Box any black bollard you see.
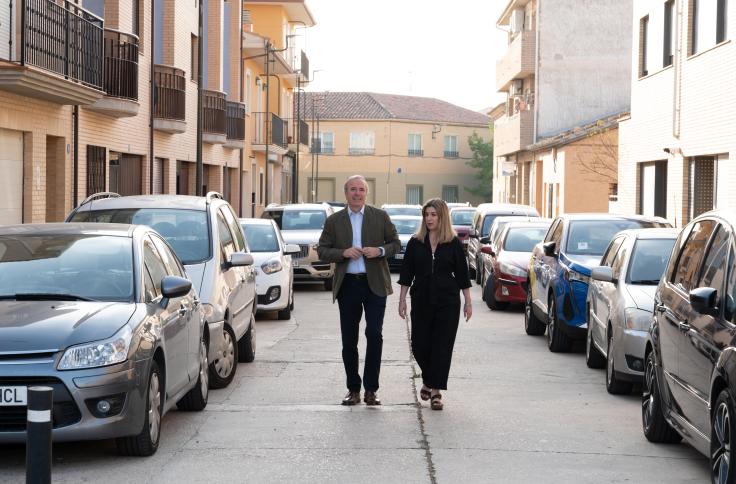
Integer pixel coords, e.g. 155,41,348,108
26,386,53,484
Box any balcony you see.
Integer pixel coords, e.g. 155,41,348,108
494,110,534,157
444,151,459,158
0,0,105,105
202,90,226,144
225,101,246,149
496,29,536,92
408,149,424,157
252,112,288,155
85,29,139,117
153,64,186,133
286,118,310,149
349,148,375,156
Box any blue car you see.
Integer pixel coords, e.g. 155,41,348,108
524,214,670,352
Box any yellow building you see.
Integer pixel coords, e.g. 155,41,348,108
297,92,491,206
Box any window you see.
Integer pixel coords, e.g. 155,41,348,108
87,145,106,195
133,0,140,38
671,219,716,292
220,206,246,252
601,236,625,267
191,34,199,81
442,185,459,203
150,235,184,278
663,1,675,67
725,248,736,322
349,132,375,155
444,135,458,158
689,156,716,220
639,160,667,218
259,170,264,204
690,0,728,54
639,15,650,77
699,226,729,296
143,239,169,297
408,134,423,156
690,0,699,54
314,132,334,154
217,213,236,264
717,0,728,44
406,185,423,205
83,0,105,18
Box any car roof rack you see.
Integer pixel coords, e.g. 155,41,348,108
79,192,121,206
206,191,224,203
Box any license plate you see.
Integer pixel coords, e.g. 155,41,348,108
395,254,404,260
293,259,300,267
0,386,27,406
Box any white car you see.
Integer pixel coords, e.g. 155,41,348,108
240,218,300,320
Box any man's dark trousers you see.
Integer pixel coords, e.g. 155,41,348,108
337,274,386,392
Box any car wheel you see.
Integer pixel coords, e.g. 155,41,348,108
324,277,333,291
475,263,483,285
712,389,736,484
585,310,605,369
484,277,508,310
277,303,291,320
524,286,545,336
606,330,633,394
547,295,572,352
209,324,238,389
177,338,209,411
116,361,162,456
289,287,295,311
238,316,256,363
642,350,681,443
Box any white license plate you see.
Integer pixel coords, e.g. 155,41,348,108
0,386,27,406
395,254,404,260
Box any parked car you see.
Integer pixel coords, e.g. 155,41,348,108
381,204,422,217
66,192,257,389
261,203,335,290
446,202,471,208
481,221,552,310
321,201,346,211
642,211,736,483
240,218,300,319
0,223,208,456
388,215,422,271
586,228,678,394
450,207,475,253
467,203,540,284
525,214,670,352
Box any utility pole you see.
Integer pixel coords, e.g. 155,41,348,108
195,0,204,196
264,40,271,207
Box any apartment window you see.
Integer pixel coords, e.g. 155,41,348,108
444,135,458,158
717,0,728,43
442,185,459,203
608,183,618,202
153,0,163,63
690,0,699,54
314,132,334,154
83,0,105,18
408,134,423,156
689,156,717,220
349,132,375,155
639,160,667,218
406,185,424,205
133,0,140,38
87,145,106,195
639,15,650,77
663,1,675,67
191,35,199,81
259,170,264,205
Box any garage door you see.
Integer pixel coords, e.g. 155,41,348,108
0,128,23,224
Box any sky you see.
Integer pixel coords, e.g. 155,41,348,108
299,0,510,113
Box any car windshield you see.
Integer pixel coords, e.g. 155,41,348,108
451,210,474,226
392,218,421,235
385,207,422,217
242,224,280,252
627,238,676,285
0,234,134,301
266,210,326,230
70,209,210,265
566,220,659,256
503,227,549,252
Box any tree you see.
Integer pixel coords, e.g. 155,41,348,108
465,132,493,201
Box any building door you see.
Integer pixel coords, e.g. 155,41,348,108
152,157,164,194
0,128,23,224
177,160,190,195
110,153,142,196
639,160,667,218
406,185,423,205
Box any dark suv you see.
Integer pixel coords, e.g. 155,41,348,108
643,211,736,483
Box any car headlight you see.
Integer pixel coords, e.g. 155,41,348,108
566,269,590,285
261,259,283,274
625,308,653,331
499,262,527,277
58,325,133,370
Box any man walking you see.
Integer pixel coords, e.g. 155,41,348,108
318,175,401,405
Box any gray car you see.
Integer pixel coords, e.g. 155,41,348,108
0,224,208,456
67,192,256,389
586,228,679,394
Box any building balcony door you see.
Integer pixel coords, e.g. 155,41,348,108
109,153,142,196
639,160,667,218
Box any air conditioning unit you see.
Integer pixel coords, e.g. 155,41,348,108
509,9,525,34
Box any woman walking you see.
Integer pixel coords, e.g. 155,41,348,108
398,198,472,410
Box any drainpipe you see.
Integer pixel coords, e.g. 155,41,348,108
195,0,204,196
672,0,683,139
73,105,79,207
264,39,270,206
149,0,155,194
238,6,244,215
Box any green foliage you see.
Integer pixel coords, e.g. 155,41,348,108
464,131,493,201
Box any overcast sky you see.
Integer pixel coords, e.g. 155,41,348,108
300,0,509,112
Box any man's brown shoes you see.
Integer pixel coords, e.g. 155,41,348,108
364,391,381,406
341,391,361,406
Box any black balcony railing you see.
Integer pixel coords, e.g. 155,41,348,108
226,101,246,140
19,0,104,90
349,148,375,156
253,112,287,148
285,118,310,146
153,64,185,120
102,29,138,100
202,90,226,135
408,149,424,156
299,120,309,146
444,150,459,158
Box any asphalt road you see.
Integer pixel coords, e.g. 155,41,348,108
0,276,710,483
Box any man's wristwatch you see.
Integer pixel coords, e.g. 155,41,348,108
379,247,385,257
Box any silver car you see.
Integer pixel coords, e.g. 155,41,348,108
0,224,208,456
586,228,679,394
67,192,256,389
261,203,335,290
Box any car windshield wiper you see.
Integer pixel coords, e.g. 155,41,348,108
630,280,661,285
0,293,96,301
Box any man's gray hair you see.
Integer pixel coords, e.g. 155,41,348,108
344,175,369,193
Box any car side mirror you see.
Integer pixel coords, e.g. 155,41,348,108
479,236,490,244
542,241,557,257
283,244,301,255
229,252,254,267
689,287,718,314
591,266,616,284
160,276,192,306
480,246,495,256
